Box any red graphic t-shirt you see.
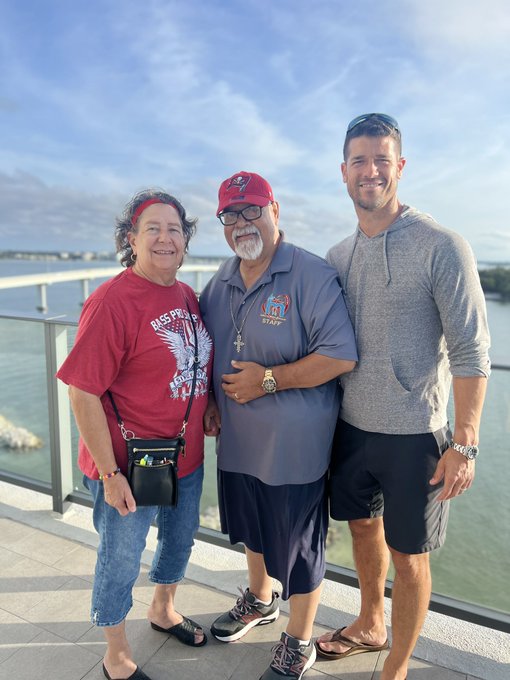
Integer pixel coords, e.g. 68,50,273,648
57,268,212,479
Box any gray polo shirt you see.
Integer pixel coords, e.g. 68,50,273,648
199,240,358,485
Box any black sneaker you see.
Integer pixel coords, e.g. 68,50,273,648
259,632,317,679
211,587,280,642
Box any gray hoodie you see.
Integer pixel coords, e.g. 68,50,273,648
327,206,491,434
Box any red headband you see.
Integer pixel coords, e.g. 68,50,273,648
131,198,179,226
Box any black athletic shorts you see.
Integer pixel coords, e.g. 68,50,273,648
329,420,451,554
218,469,328,600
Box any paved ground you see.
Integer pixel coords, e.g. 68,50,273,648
0,514,487,680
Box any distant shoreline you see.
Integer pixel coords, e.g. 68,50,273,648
0,250,228,262
1,250,508,264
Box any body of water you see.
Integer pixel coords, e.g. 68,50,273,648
0,258,508,613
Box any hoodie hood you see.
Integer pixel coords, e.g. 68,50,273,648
342,205,438,287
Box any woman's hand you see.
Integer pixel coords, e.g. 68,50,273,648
103,473,137,515
204,393,221,436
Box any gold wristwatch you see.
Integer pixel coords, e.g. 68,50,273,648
261,368,277,394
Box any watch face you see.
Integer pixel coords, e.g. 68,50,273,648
262,377,277,394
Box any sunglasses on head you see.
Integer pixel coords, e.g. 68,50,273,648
347,113,400,134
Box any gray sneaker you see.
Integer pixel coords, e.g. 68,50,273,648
259,632,317,679
211,587,280,642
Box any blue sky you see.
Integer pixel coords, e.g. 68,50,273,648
0,0,509,261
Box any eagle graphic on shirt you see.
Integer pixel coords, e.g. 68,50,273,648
156,319,212,399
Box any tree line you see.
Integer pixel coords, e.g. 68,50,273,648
479,266,510,300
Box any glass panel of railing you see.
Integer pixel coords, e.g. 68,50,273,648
61,324,89,494
429,368,510,613
0,318,51,482
199,436,221,530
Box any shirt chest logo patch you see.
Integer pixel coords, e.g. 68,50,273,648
260,294,290,326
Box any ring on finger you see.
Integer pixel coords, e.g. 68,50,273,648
234,393,239,400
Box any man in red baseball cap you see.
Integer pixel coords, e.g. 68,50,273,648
200,171,358,680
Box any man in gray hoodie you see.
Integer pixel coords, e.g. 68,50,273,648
315,114,490,680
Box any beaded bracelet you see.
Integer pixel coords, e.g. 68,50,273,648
99,467,121,481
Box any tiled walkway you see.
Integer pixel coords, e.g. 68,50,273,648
0,505,502,680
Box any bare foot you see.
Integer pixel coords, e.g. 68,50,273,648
379,655,408,680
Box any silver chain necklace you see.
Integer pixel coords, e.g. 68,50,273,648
229,285,266,352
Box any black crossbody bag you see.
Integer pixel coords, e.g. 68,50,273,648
107,307,198,507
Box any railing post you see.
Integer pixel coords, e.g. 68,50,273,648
44,321,73,513
80,279,89,306
37,284,48,312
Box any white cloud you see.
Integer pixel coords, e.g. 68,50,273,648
405,0,510,57
0,171,123,251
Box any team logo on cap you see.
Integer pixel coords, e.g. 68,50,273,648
260,294,290,326
227,174,251,193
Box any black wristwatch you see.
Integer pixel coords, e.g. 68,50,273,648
450,441,479,460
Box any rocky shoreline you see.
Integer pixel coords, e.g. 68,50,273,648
0,414,42,450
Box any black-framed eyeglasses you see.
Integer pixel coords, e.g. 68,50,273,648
218,204,264,226
347,113,400,134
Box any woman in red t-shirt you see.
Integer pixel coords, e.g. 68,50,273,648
57,190,213,680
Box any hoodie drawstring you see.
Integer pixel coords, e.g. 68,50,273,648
383,230,391,285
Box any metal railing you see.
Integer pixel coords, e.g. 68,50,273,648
0,310,509,635
0,264,219,312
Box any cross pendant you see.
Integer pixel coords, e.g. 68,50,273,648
234,333,245,352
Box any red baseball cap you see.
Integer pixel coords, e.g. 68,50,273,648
217,171,274,216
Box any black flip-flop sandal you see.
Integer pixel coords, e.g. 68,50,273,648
151,616,208,647
102,663,153,680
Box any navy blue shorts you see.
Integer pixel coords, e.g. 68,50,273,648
329,420,451,554
217,470,328,600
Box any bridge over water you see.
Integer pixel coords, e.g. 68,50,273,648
0,264,219,311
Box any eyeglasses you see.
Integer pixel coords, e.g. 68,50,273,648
218,204,264,226
346,113,400,134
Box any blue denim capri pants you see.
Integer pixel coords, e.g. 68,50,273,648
84,464,203,626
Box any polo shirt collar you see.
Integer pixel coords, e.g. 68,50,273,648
220,231,293,289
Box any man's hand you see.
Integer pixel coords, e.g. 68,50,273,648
429,448,475,501
204,393,221,435
222,360,266,404
103,473,137,515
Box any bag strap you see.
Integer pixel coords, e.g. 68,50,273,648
107,295,199,441
181,302,199,436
